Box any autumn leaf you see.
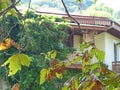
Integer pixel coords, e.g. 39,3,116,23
40,63,65,84
83,50,90,62
50,59,59,67
91,80,103,90
0,38,19,50
1,53,31,76
101,65,116,77
84,81,95,90
40,69,48,85
12,83,20,90
0,38,11,50
47,69,56,82
54,64,65,74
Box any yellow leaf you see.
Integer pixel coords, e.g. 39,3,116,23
0,38,19,50
74,77,79,89
56,73,63,79
1,53,31,76
20,54,31,67
40,69,48,85
0,38,12,50
48,50,57,59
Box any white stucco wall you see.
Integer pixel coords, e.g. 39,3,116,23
73,35,80,51
95,32,120,69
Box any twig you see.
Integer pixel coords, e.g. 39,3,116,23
27,0,32,13
61,0,82,33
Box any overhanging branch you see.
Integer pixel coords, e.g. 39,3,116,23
0,0,21,15
61,0,82,33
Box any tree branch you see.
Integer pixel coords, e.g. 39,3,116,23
61,0,82,33
0,0,21,15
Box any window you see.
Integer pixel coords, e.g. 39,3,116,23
114,43,120,61
114,43,117,61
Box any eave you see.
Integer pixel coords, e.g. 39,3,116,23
36,11,120,39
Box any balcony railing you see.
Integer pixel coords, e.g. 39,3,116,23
112,61,120,73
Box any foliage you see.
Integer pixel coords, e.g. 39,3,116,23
0,11,74,90
1,53,31,76
0,0,120,90
20,0,94,13
61,42,120,90
83,3,114,19
0,0,18,17
38,41,120,90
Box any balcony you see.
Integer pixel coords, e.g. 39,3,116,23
112,61,120,73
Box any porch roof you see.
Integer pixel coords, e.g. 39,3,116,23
36,11,120,39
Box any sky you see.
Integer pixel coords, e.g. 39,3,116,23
97,0,120,9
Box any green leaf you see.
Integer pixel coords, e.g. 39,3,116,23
95,50,105,62
89,63,100,71
80,43,89,52
89,48,96,59
40,69,48,85
1,53,31,76
0,0,10,11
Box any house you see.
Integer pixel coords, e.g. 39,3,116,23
1,11,120,90
36,11,120,73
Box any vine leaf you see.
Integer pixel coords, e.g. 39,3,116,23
40,63,65,85
1,53,31,76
